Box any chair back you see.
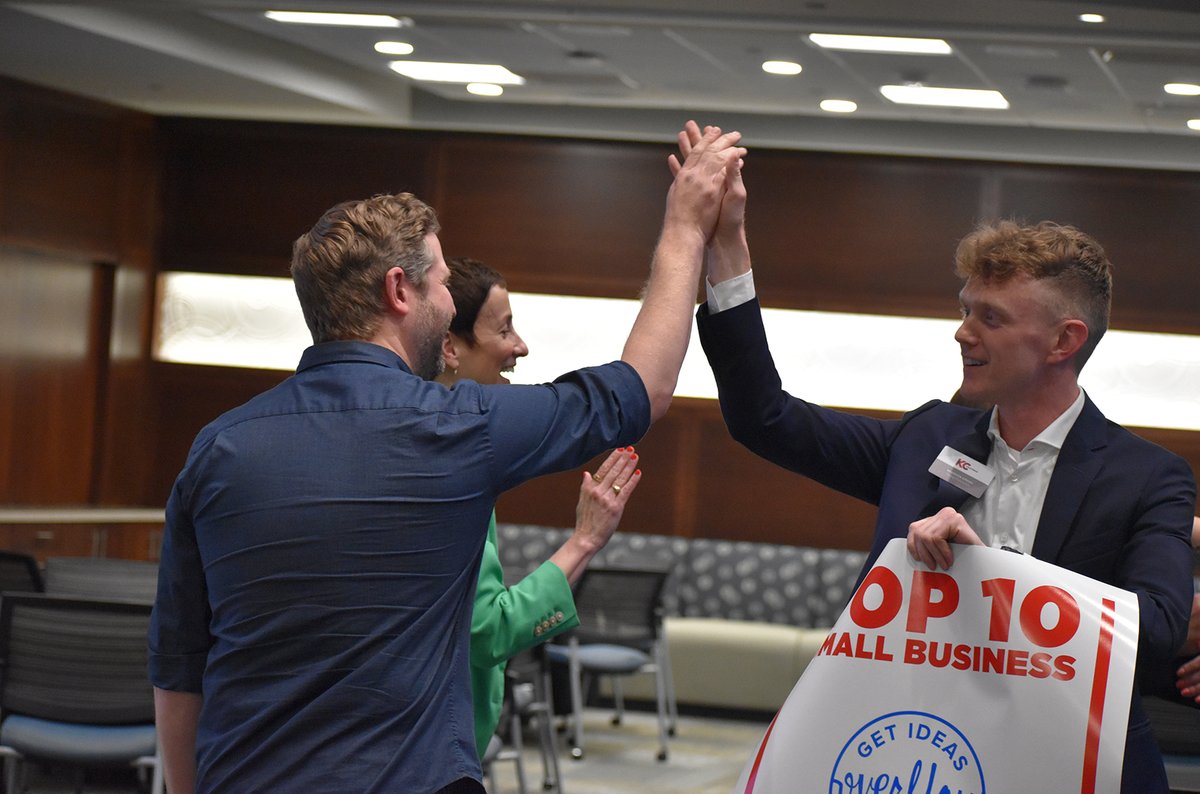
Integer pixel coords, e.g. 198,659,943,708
0,552,44,594
44,557,158,604
570,566,670,646
0,593,154,724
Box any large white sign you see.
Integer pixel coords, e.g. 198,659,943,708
736,539,1139,794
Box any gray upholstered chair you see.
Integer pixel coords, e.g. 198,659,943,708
0,593,161,793
546,566,677,762
43,556,158,604
0,551,43,595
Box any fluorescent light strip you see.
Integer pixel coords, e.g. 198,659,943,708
389,61,524,85
762,60,803,76
809,33,952,55
1165,83,1200,96
374,41,414,56
881,84,1009,109
820,99,858,113
156,272,1200,432
467,83,504,97
265,11,404,28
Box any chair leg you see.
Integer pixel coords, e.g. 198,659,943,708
536,665,564,791
509,709,528,794
659,636,678,737
611,677,625,727
653,645,670,761
1,750,22,794
567,639,586,760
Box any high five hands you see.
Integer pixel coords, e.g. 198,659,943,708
663,120,746,247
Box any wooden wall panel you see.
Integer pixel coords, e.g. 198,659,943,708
997,166,1200,335
744,150,987,317
158,119,437,276
0,248,101,504
0,79,130,258
432,136,670,299
1,78,160,512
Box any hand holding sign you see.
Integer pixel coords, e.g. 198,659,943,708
907,506,986,570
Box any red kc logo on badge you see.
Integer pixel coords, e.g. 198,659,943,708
955,458,971,470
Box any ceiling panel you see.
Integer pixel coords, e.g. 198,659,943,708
2,0,1200,169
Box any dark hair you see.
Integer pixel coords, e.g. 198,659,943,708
445,257,506,345
955,219,1112,370
291,193,440,343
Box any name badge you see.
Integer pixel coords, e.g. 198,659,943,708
928,446,995,499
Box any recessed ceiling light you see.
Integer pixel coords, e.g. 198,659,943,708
808,33,952,55
374,41,414,56
1189,119,1200,132
1165,83,1200,96
880,85,1009,109
389,61,525,85
265,11,407,28
467,83,504,97
1078,13,1106,23
819,99,858,113
762,60,803,76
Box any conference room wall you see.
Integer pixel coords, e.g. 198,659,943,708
5,76,1200,554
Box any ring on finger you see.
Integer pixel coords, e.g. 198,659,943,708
591,473,603,483
612,484,622,495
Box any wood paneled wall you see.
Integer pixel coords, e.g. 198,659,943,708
5,77,1200,553
0,78,158,512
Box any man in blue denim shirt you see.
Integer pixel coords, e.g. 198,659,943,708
149,125,747,793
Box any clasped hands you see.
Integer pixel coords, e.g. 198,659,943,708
664,120,746,246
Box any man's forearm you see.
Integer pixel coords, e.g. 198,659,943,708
155,687,202,793
622,223,706,421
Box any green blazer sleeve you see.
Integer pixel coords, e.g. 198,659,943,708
470,512,579,756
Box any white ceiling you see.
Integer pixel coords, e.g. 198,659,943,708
4,0,1200,170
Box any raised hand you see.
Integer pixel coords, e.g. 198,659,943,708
663,122,746,245
668,120,748,282
549,447,643,585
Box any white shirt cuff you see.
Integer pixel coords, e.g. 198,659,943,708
705,269,756,313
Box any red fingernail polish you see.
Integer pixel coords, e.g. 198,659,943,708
631,453,638,460
634,469,641,476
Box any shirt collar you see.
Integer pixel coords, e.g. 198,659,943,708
297,340,413,375
986,388,1086,453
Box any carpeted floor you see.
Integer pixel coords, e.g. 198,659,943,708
485,708,771,794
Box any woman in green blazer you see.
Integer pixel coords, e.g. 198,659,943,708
436,257,643,756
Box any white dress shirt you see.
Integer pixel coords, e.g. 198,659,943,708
961,389,1086,553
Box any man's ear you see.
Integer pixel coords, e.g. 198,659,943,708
383,266,413,317
1048,319,1088,365
441,333,461,371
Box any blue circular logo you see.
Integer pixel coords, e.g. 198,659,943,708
829,710,984,794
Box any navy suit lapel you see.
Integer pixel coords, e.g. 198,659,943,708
917,409,993,519
1031,397,1106,562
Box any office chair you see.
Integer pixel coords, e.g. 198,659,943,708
482,650,565,793
0,593,161,793
546,566,676,762
0,551,44,594
43,556,158,603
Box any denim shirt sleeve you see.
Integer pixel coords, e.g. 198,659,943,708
148,472,212,692
483,360,651,494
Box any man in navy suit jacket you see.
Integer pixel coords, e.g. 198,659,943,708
679,121,1196,792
